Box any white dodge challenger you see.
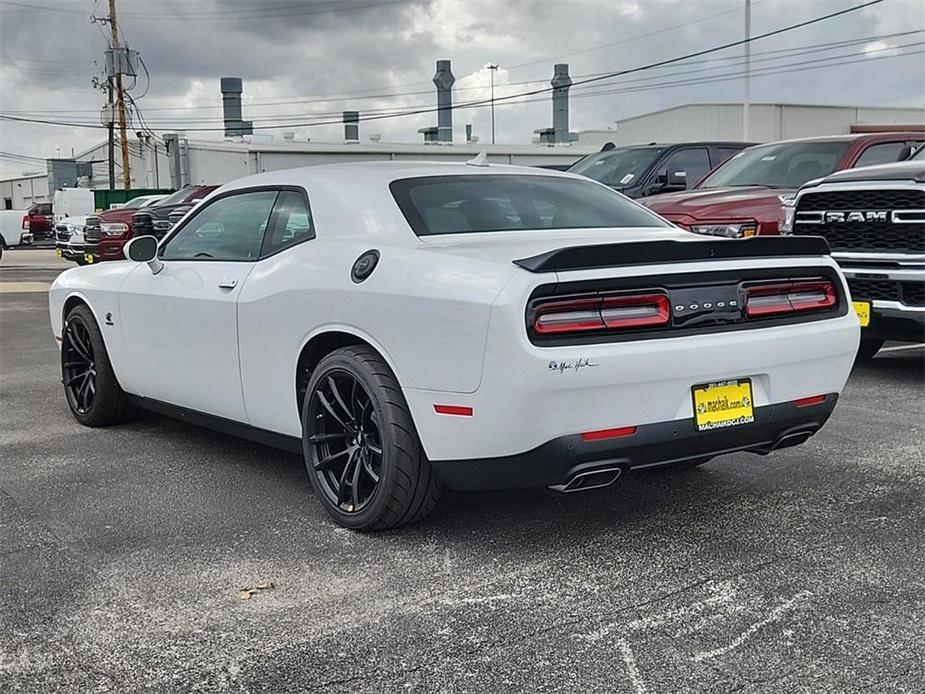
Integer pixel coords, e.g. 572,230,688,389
49,161,859,529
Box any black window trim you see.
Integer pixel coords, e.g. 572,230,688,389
157,185,315,263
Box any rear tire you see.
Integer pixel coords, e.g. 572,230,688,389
856,337,884,363
61,304,134,426
301,345,443,530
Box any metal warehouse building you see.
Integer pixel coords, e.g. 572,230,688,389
0,138,594,209
578,102,925,146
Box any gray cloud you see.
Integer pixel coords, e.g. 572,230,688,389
1,0,923,176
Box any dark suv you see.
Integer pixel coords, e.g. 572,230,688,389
567,142,754,198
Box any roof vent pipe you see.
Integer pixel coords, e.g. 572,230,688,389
551,64,572,144
220,77,253,138
343,111,359,143
434,60,455,143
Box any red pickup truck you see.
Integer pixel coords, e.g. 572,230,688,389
642,133,924,237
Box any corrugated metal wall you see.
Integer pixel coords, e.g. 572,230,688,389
614,104,925,144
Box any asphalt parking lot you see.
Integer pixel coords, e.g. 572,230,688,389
1,249,923,693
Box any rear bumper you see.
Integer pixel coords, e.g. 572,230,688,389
432,396,837,490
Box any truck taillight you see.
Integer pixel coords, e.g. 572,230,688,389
22,215,29,230
533,293,670,335
744,280,836,317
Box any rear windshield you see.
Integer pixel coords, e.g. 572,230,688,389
390,174,669,236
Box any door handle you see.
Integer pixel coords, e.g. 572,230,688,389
218,278,238,289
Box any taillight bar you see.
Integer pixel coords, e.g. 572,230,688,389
533,292,670,335
744,280,835,318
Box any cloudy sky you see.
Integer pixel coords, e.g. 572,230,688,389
0,0,923,177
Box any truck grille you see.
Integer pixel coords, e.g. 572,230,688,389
55,224,71,242
848,278,925,307
84,217,102,242
793,189,925,253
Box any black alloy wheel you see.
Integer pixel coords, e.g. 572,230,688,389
63,316,97,415
301,345,443,530
61,304,134,426
306,370,384,514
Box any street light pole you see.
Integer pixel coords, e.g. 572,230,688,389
743,0,751,141
487,63,499,145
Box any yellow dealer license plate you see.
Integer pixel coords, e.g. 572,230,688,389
84,254,94,264
853,301,870,327
55,248,62,258
692,379,755,432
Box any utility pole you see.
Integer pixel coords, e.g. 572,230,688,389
487,63,499,145
109,0,131,190
107,81,115,188
743,0,751,141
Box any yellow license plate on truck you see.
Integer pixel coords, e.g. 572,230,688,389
853,301,870,327
692,379,755,432
55,248,62,258
84,254,94,264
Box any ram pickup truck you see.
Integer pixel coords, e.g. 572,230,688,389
83,185,216,264
643,133,923,238
782,153,925,359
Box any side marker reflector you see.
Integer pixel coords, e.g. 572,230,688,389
434,404,473,417
580,426,637,442
793,395,826,408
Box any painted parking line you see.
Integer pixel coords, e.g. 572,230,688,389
0,282,51,293
879,343,924,353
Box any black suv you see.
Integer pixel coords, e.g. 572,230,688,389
568,141,755,198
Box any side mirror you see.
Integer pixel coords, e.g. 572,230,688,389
667,168,688,188
124,235,163,275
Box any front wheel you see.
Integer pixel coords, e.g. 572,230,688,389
302,345,443,530
61,304,134,426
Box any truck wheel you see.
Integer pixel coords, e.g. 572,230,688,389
856,337,884,363
302,345,443,530
61,304,135,426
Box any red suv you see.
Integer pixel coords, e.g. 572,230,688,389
22,202,54,242
83,185,217,263
642,133,924,237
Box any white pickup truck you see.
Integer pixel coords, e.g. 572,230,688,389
0,210,34,260
784,152,925,359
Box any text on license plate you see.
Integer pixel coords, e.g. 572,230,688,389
852,301,870,327
692,379,755,432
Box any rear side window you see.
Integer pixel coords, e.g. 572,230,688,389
390,175,669,236
37,203,52,215
261,190,314,257
854,142,911,168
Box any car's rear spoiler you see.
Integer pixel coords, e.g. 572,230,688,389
512,236,831,273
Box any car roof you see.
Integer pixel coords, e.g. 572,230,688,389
816,160,925,184
745,132,924,147
216,160,589,192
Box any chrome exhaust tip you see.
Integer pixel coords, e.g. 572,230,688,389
548,466,623,494
773,430,814,451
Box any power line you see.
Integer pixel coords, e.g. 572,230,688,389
4,41,918,136
7,27,917,125
0,1,893,134
0,0,414,20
